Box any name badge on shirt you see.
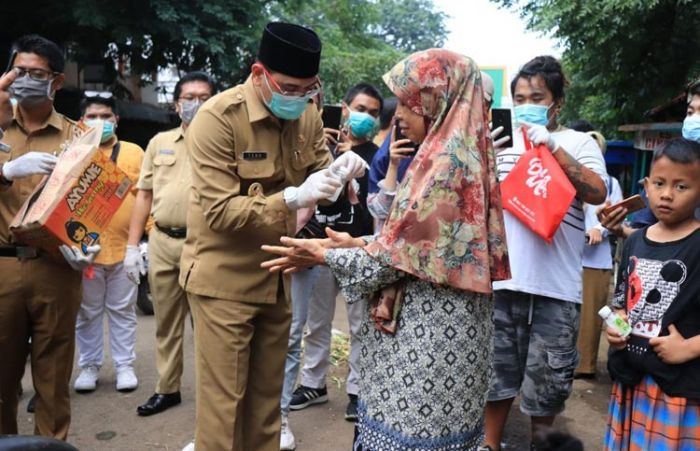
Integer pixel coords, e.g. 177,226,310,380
159,149,175,155
242,151,267,161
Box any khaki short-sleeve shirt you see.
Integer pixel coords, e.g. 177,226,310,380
137,127,190,228
179,77,332,303
0,108,84,246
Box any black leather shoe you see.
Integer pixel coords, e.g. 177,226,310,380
27,394,36,413
137,392,181,416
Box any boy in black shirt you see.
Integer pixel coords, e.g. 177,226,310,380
605,138,700,450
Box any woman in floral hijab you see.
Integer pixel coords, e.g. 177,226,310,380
263,49,510,451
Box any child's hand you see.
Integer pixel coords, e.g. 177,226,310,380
649,325,694,364
606,309,629,350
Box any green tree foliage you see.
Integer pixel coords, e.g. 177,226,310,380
1,0,276,90
0,0,446,102
494,0,700,135
272,0,447,102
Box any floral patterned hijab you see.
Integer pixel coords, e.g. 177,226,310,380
364,49,510,293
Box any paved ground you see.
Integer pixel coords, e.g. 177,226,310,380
17,297,612,450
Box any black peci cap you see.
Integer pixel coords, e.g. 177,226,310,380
258,22,322,78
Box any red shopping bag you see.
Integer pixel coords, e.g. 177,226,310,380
500,130,576,243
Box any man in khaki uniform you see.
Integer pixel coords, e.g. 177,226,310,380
0,69,18,137
179,23,367,451
0,35,99,440
125,72,215,416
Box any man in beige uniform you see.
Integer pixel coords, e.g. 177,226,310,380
0,35,98,440
179,23,367,451
125,72,215,416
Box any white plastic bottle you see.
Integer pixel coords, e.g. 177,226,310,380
328,165,348,202
598,306,632,337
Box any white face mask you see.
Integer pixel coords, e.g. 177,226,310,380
10,74,53,107
179,99,203,124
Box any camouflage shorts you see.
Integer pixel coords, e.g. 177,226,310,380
488,290,581,417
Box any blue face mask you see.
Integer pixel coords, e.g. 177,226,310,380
682,115,700,143
85,119,116,144
262,75,312,121
345,109,379,140
514,103,552,127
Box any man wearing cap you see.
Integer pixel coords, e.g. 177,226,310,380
179,22,366,450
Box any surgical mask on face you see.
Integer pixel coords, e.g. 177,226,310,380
345,108,379,140
682,115,700,143
85,119,116,144
261,74,312,121
179,99,203,125
10,74,53,107
514,103,552,127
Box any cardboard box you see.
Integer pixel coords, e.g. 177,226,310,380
10,123,132,258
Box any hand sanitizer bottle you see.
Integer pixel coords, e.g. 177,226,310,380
598,306,632,337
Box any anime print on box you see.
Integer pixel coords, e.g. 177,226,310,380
10,122,132,258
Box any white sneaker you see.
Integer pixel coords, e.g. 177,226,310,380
280,414,296,450
182,441,195,451
74,365,100,392
116,367,138,392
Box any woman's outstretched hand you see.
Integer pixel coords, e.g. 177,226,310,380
261,236,327,273
261,228,365,274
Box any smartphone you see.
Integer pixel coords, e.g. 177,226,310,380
491,108,513,145
602,194,646,216
393,119,419,154
321,105,342,130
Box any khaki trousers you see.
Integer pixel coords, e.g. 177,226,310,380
189,290,291,451
575,267,611,375
0,255,81,439
148,228,190,394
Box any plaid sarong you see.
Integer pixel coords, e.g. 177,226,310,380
605,375,700,450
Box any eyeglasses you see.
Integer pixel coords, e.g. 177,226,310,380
261,66,321,98
13,66,58,81
179,95,210,102
84,90,113,99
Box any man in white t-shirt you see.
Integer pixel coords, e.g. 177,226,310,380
481,56,607,451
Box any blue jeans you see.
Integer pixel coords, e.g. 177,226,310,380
280,267,320,414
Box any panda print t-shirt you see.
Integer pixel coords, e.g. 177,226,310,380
609,226,700,397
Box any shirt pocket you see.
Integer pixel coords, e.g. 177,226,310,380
237,158,275,180
153,153,176,167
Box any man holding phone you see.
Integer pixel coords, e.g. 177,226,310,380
575,131,624,379
600,80,700,237
281,83,382,450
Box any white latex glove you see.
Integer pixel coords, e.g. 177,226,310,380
329,151,368,181
124,244,146,284
2,152,58,180
59,244,101,271
490,125,511,150
284,169,342,210
521,122,558,152
139,241,149,272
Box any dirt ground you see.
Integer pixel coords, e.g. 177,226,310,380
16,297,612,451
